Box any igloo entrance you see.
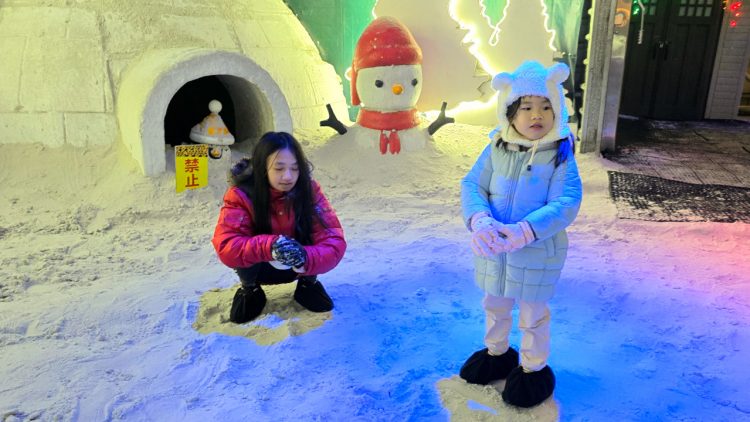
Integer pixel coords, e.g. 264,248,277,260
164,76,236,147
164,74,276,154
118,49,293,176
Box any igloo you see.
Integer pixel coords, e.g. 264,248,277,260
0,0,348,175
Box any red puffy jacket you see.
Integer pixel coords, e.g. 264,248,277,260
211,180,346,275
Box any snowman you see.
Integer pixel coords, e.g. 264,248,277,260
320,17,453,154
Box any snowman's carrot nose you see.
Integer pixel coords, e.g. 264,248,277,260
392,84,403,95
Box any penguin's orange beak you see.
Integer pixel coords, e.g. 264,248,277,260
392,84,403,95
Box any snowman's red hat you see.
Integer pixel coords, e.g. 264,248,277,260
351,17,422,106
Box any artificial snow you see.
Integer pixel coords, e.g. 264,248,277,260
1,124,748,420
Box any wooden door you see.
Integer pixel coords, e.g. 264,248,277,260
620,0,724,119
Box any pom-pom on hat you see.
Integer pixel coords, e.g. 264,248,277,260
491,61,571,146
350,17,422,106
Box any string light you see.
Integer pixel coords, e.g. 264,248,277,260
434,0,560,119
728,1,743,28
448,0,496,74
538,0,559,52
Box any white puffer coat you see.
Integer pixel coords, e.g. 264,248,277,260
461,139,582,301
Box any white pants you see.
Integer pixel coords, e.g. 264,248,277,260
483,294,551,372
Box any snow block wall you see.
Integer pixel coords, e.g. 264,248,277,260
0,0,348,175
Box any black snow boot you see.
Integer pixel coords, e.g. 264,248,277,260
501,365,556,408
229,284,266,324
459,347,519,385
294,276,333,312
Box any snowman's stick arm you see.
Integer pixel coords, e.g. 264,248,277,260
427,102,455,135
320,104,348,135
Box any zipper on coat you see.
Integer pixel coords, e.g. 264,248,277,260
497,152,524,272
503,152,525,223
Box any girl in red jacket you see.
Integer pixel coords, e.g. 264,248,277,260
212,131,347,323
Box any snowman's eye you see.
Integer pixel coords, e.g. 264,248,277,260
412,79,418,86
375,80,384,88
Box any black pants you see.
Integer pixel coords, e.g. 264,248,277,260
236,263,299,287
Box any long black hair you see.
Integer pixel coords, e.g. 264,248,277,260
230,131,322,245
494,96,574,167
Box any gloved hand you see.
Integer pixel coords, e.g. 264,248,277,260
271,235,307,268
496,221,535,252
470,213,511,257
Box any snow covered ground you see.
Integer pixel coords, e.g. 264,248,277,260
1,124,748,421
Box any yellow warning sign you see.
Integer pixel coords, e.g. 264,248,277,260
175,144,208,193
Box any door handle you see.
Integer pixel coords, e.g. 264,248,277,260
652,41,664,59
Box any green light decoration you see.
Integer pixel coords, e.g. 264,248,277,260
540,0,585,119
284,0,585,120
542,0,585,55
481,0,509,27
283,0,376,120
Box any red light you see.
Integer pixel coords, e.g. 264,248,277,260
729,1,742,11
730,20,738,27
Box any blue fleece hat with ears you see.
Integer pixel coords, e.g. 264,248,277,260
489,61,571,146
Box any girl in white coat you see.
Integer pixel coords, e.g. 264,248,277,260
459,61,583,408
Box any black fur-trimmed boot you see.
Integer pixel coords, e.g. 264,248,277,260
229,283,266,323
459,347,519,385
294,275,333,312
501,365,555,408
230,266,267,324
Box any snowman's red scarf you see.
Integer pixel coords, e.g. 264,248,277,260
357,109,420,154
